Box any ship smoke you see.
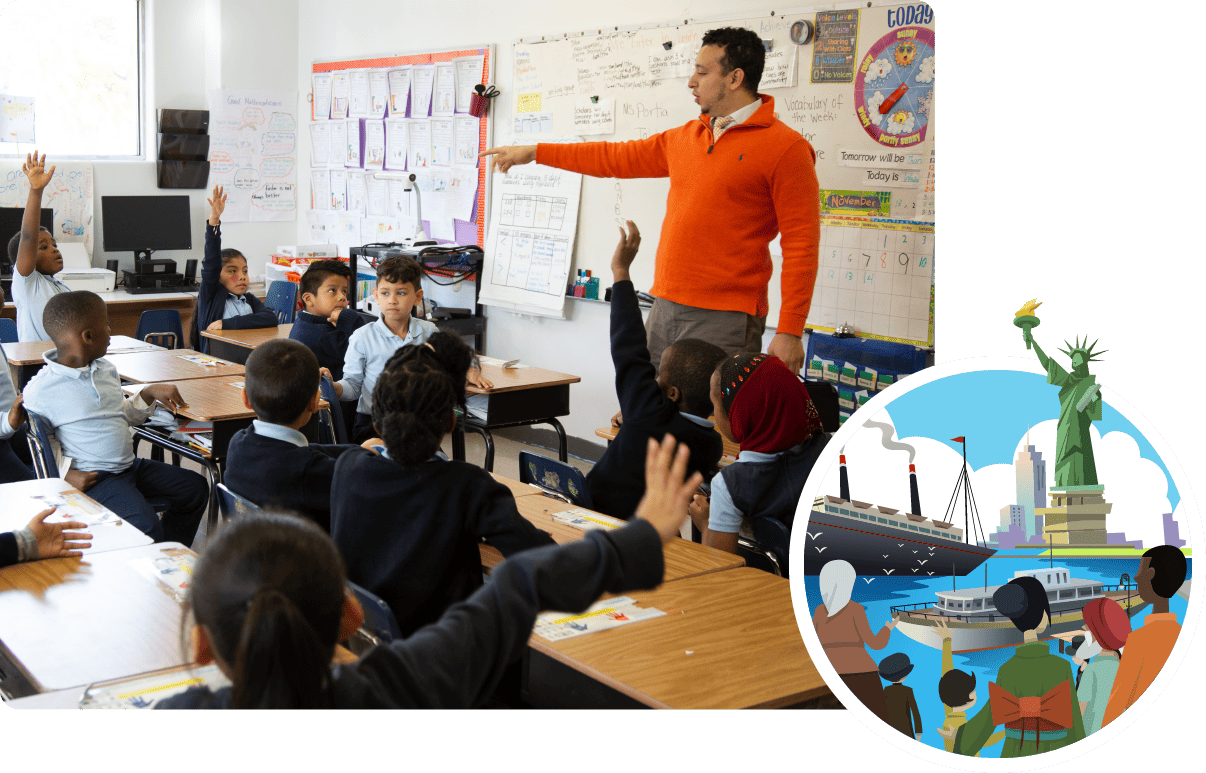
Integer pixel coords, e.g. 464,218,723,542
865,419,917,462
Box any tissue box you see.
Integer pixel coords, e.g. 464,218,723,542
56,269,115,293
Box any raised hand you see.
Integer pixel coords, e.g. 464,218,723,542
610,221,641,281
22,152,55,191
207,184,227,225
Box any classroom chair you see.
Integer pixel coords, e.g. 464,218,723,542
0,318,16,344
316,376,347,444
134,309,184,349
737,517,792,578
802,379,841,433
346,580,402,654
264,281,298,324
214,483,264,522
518,450,590,507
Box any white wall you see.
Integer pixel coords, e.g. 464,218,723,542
296,0,788,443
93,0,297,283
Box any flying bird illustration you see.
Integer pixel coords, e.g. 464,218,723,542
862,578,875,584
882,554,889,558
807,531,823,539
883,569,895,575
897,543,905,548
911,568,918,573
918,560,928,565
912,550,918,554
814,546,827,553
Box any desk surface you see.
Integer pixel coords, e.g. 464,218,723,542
0,542,193,692
201,324,291,349
0,478,153,555
468,363,581,395
480,496,744,584
489,473,549,499
106,349,244,383
5,338,166,366
595,425,741,465
531,567,827,709
123,377,328,424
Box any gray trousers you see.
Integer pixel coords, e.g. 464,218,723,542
644,297,766,372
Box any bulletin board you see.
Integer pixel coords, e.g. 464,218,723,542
508,3,935,335
308,45,494,252
0,160,94,256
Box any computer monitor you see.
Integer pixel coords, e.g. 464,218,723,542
0,207,54,276
101,195,192,260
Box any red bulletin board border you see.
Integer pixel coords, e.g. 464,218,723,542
311,46,493,247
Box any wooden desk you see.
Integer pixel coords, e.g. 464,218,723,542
0,478,153,555
595,424,740,467
0,543,193,696
480,496,744,584
525,568,828,709
201,324,291,364
5,339,165,389
456,362,581,471
106,349,244,383
489,473,548,499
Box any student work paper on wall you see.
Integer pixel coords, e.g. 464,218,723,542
385,118,409,170
453,55,485,113
312,74,332,119
387,67,412,115
412,64,435,117
207,90,299,222
480,136,583,318
433,63,456,116
0,160,94,254
1,95,35,143
309,122,331,165
329,119,347,169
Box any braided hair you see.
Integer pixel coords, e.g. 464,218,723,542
371,332,474,465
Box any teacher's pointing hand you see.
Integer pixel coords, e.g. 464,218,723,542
479,144,537,175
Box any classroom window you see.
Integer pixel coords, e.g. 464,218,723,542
0,0,141,158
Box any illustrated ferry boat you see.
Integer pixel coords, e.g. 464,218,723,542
802,439,996,577
890,566,1148,652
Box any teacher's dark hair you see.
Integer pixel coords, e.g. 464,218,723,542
702,27,766,93
992,576,1051,633
184,512,346,709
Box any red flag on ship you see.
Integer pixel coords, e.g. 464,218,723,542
951,436,965,442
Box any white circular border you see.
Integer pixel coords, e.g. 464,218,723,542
788,355,1201,770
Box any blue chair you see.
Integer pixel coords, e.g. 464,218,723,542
347,580,402,648
316,376,347,444
264,281,298,324
215,483,264,522
0,318,17,344
518,450,590,507
737,517,792,578
134,309,184,349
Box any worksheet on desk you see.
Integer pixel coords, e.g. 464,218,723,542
532,596,665,641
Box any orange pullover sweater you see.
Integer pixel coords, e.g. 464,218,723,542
536,95,819,337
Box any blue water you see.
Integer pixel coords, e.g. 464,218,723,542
800,551,1193,756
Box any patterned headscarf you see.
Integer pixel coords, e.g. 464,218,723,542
719,353,821,454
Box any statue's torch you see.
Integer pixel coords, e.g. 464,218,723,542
1013,299,1042,350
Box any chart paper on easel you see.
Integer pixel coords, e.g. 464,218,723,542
480,137,582,318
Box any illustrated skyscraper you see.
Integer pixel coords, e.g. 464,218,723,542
1015,431,1046,540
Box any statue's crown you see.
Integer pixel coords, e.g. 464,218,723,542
1058,335,1106,363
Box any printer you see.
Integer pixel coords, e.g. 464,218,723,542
54,242,116,293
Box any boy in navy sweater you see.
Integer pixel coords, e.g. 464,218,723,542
190,185,277,352
585,222,727,520
223,338,367,531
288,259,368,381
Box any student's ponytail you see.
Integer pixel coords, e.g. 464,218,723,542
371,332,474,465
231,587,332,709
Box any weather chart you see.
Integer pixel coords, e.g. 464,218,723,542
855,25,935,148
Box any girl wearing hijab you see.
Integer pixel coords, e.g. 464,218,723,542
813,559,897,722
1076,597,1131,735
688,353,829,554
946,575,1086,756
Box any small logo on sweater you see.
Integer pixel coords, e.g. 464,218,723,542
738,154,745,161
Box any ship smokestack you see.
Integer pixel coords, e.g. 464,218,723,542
909,463,921,515
840,454,850,501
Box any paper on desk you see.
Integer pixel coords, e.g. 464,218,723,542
553,509,624,531
532,596,665,641
176,354,226,367
478,355,529,369
131,548,195,604
81,663,230,710
106,335,156,354
30,491,122,527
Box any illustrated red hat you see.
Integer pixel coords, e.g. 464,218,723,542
1082,597,1131,652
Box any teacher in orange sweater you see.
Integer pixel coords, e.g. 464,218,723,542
482,27,819,374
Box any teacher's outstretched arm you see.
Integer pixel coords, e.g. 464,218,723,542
479,144,537,175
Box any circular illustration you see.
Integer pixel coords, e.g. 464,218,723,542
791,343,1195,761
854,27,934,147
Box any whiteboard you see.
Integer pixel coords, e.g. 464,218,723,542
509,2,935,329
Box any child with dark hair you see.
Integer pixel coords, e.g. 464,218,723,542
157,435,699,709
23,291,209,544
0,282,35,483
328,255,490,444
1101,544,1187,726
223,339,368,531
688,352,828,554
947,576,1085,756
329,331,553,636
932,619,1005,754
10,152,69,342
288,259,368,381
190,185,277,352
585,222,727,519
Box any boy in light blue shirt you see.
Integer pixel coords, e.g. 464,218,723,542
23,291,209,545
8,153,69,342
326,255,490,444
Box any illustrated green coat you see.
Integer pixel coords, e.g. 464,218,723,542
1045,359,1102,487
953,641,1086,757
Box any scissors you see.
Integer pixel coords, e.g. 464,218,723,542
474,84,500,99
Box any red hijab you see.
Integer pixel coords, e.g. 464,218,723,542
720,353,822,454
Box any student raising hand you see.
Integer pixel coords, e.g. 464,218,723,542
27,507,92,559
22,152,55,190
207,184,226,226
635,434,702,543
610,220,641,282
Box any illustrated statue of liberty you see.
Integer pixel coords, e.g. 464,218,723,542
1014,300,1106,488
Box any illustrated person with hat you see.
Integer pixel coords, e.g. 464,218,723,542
1076,597,1131,735
879,652,923,740
944,576,1086,756
1101,544,1188,727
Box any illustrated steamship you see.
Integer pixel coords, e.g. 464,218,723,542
802,444,997,577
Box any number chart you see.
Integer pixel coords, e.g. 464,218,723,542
808,216,934,346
